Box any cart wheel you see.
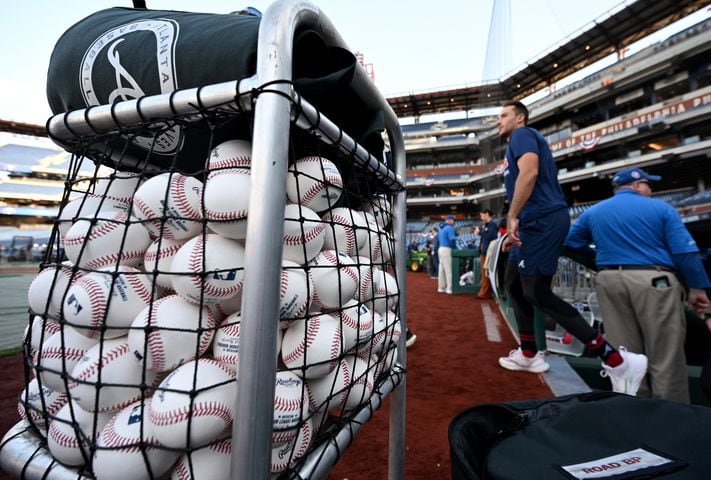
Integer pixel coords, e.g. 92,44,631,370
410,260,421,272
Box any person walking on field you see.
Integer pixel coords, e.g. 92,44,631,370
496,100,648,396
476,209,498,300
438,215,457,294
565,167,711,403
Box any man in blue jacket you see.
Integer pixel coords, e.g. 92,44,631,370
497,100,647,396
437,215,457,294
565,167,710,402
476,209,499,299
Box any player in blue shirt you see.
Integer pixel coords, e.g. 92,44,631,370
437,215,457,294
497,101,647,396
565,167,710,402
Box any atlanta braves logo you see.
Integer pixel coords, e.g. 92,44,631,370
79,18,182,154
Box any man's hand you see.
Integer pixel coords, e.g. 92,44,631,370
688,288,710,319
507,216,521,247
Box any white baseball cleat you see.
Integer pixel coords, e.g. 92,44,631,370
498,348,550,373
600,346,648,395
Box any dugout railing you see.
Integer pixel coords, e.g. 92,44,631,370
0,1,408,478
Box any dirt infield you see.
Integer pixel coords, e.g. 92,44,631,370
0,272,552,479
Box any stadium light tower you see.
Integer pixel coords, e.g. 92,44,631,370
482,0,512,82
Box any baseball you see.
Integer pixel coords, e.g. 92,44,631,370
279,260,313,322
148,358,237,449
47,400,112,466
38,326,98,394
171,439,232,480
206,139,252,173
93,172,143,204
132,172,204,240
27,262,79,317
170,233,246,304
378,230,395,264
371,268,400,314
25,315,61,364
212,313,283,373
354,256,376,303
203,168,251,239
357,217,383,263
281,313,342,379
212,288,242,318
306,356,351,413
271,416,313,474
128,294,217,373
93,400,178,480
143,237,187,289
282,204,325,265
57,194,129,240
286,156,343,212
272,371,309,444
63,266,159,340
342,354,376,410
63,210,151,270
309,250,359,310
18,377,68,430
68,337,157,413
351,311,385,359
321,208,369,257
363,195,392,229
339,299,374,352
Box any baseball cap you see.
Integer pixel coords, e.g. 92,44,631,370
611,167,661,186
445,214,455,220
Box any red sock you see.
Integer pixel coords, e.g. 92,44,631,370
520,333,537,358
586,333,623,367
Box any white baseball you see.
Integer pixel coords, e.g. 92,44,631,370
93,400,178,480
69,338,157,413
309,250,359,310
358,222,383,263
282,204,325,265
272,371,309,444
351,311,386,359
25,315,61,365
375,342,400,380
63,210,151,270
371,268,399,314
143,237,187,289
286,156,343,212
171,439,232,480
339,299,374,352
378,230,395,263
354,256,375,303
213,313,283,373
170,233,246,304
207,139,252,173
148,358,236,449
57,194,129,240
271,416,313,474
203,168,251,239
306,356,351,413
63,266,158,340
47,400,112,466
363,195,392,229
279,260,313,322
93,172,143,204
27,263,79,317
281,314,342,379
18,377,68,430
38,327,98,393
128,294,217,373
132,172,203,240
212,288,242,318
342,354,376,410
321,208,369,257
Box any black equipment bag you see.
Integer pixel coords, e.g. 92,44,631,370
46,7,385,173
449,391,711,480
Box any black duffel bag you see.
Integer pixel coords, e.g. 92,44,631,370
449,391,711,479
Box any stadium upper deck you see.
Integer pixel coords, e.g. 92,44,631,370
403,14,711,250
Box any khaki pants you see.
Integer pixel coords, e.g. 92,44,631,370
596,269,688,403
438,247,453,292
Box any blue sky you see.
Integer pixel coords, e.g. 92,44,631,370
0,0,707,125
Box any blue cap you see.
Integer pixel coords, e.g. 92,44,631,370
611,167,661,186
445,214,455,220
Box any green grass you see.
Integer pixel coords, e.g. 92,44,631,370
0,346,23,357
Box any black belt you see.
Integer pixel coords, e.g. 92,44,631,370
598,265,675,273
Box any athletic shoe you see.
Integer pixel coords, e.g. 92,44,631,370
405,330,417,348
438,289,446,293
498,348,550,373
446,290,452,294
600,347,648,395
